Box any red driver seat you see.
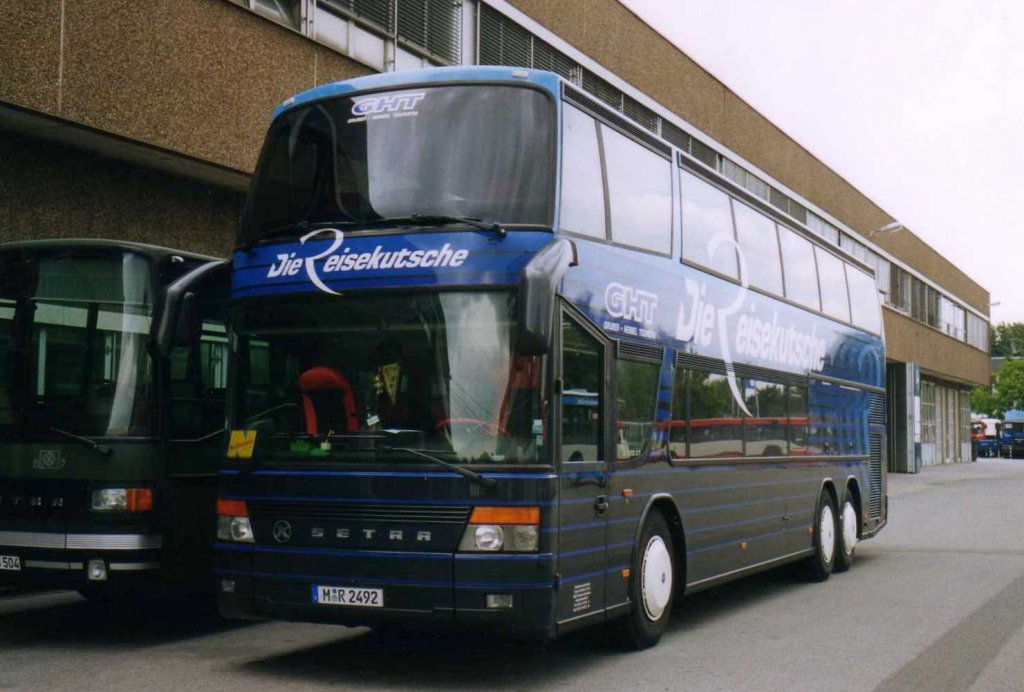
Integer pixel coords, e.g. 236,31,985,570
297,366,360,436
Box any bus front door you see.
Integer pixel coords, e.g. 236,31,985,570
555,311,609,627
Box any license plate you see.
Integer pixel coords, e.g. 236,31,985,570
0,555,20,571
313,585,383,607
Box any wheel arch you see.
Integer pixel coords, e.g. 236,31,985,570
633,493,687,593
842,475,863,538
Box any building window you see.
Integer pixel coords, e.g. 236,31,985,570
921,381,936,445
252,0,300,29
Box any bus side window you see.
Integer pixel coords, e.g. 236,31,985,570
744,380,787,457
680,170,738,279
561,317,602,462
733,202,783,295
788,385,809,454
614,358,660,462
601,124,672,255
559,104,606,239
779,226,821,311
689,371,742,458
668,367,688,460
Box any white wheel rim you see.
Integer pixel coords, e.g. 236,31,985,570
641,535,673,621
842,501,858,555
819,504,836,563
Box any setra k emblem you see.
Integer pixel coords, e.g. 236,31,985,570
273,520,293,544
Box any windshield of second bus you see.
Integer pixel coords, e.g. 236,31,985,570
0,251,154,438
239,84,555,244
232,291,546,465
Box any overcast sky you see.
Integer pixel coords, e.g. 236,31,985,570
620,0,1024,326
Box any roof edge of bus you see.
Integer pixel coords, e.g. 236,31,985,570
0,238,221,263
272,66,562,120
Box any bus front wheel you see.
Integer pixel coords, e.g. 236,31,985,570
622,511,675,649
804,488,837,582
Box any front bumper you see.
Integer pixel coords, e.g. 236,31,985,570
0,530,162,589
215,543,557,637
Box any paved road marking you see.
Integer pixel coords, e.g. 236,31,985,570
874,571,1024,692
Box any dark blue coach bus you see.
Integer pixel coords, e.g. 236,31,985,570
215,66,887,648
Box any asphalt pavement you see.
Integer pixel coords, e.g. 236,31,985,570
1,458,1023,691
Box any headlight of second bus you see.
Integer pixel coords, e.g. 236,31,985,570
458,506,539,552
216,498,255,543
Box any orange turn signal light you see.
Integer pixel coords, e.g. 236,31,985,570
127,488,154,512
469,506,540,525
217,498,249,517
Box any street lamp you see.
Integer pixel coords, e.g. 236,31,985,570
868,221,904,237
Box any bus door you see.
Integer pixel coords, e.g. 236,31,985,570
161,262,230,587
555,310,609,625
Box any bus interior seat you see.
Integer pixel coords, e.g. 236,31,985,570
298,366,359,436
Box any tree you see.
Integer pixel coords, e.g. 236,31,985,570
973,358,1024,417
996,359,1024,413
991,323,1024,357
970,385,1001,417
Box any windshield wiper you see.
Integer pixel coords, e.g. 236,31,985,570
406,215,506,238
382,446,496,490
48,427,112,456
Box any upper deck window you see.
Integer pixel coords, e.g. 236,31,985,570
847,264,883,334
601,125,672,254
778,226,820,311
680,171,738,279
559,104,606,239
733,201,783,295
241,85,555,245
815,247,851,323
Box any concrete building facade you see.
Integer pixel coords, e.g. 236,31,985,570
0,0,990,471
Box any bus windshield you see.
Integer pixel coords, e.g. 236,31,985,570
233,291,545,465
240,84,555,245
0,251,154,437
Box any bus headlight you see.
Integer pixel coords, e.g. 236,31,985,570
91,488,153,512
473,525,504,551
458,506,539,552
216,498,255,543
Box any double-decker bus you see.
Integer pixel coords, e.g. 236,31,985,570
216,66,887,648
0,240,228,599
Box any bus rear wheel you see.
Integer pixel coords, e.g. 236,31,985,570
804,488,837,582
834,494,858,573
622,511,675,649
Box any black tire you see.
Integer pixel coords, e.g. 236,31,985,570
834,493,858,573
804,488,837,582
622,511,676,649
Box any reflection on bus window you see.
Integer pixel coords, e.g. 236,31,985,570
788,385,809,454
562,317,602,462
689,372,742,458
615,359,660,462
743,379,787,456
668,366,687,459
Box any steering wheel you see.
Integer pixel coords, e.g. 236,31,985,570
436,417,509,437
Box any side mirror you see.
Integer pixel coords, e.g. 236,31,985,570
174,292,200,347
156,259,228,357
517,238,577,355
